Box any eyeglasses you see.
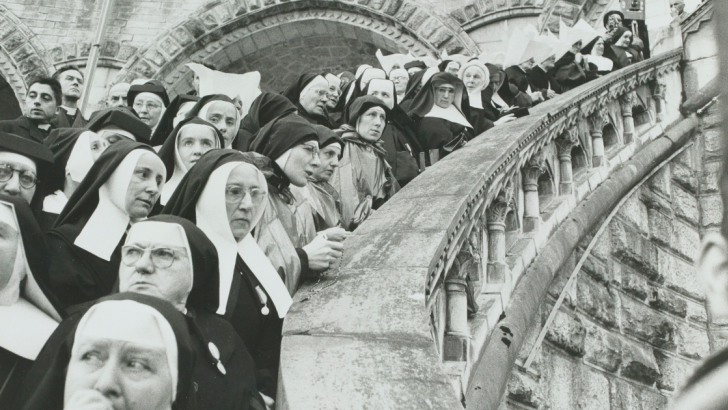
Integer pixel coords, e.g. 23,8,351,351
225,185,266,205
121,245,188,269
0,164,39,189
391,76,408,82
299,143,319,160
133,101,162,111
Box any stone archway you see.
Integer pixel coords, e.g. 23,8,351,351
114,0,479,94
0,5,53,107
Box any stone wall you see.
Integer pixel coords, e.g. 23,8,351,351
499,101,722,410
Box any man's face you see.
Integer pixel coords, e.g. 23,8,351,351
59,70,84,102
607,14,623,31
434,84,456,109
24,83,57,123
204,101,238,148
107,83,130,108
0,152,37,204
325,75,341,110
132,94,165,130
119,222,193,309
124,154,165,220
311,145,342,183
299,85,329,117
177,124,217,170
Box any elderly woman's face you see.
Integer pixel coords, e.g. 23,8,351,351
63,319,174,410
434,84,456,109
204,101,238,148
300,85,329,117
357,107,387,142
390,72,409,95
445,62,461,75
462,67,486,93
132,94,164,130
615,30,633,47
225,164,267,241
0,217,19,293
0,152,37,205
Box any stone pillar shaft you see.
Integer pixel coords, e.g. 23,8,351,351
523,169,541,232
443,278,468,361
487,221,506,285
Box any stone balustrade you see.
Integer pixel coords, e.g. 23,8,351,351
278,48,686,409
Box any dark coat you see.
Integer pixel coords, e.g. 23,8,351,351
52,107,87,129
0,116,52,143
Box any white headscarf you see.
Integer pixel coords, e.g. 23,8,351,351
73,300,179,400
74,150,154,261
195,162,292,317
458,60,490,109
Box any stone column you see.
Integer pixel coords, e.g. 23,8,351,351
486,191,511,291
557,127,579,195
588,108,609,167
522,152,545,233
651,81,665,123
620,92,635,143
443,277,468,361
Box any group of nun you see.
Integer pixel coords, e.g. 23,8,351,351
0,14,646,410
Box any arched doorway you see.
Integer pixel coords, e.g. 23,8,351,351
115,0,479,97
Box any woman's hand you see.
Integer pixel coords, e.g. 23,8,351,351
318,227,351,242
303,234,345,271
494,114,516,125
64,390,114,410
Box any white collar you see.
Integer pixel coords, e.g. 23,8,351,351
43,190,68,214
0,298,59,360
424,104,473,129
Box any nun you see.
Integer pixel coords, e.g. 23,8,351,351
494,65,534,110
325,73,342,112
0,131,54,213
405,72,474,163
40,129,99,231
46,140,166,308
439,60,462,75
331,95,400,230
157,117,224,207
185,94,240,149
117,215,265,409
340,67,387,114
127,80,170,134
363,78,423,186
527,52,560,100
459,59,498,135
291,126,344,231
389,68,409,104
250,117,345,288
86,106,153,145
235,92,297,152
21,293,196,410
606,26,643,70
404,60,427,76
581,36,615,81
282,73,335,128
0,195,64,410
149,94,200,147
161,150,294,399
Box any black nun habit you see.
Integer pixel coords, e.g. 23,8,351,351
45,140,161,308
149,94,200,147
0,131,54,215
85,106,153,144
0,195,64,410
161,150,293,398
235,92,297,152
458,59,497,136
282,73,335,128
185,94,240,148
21,293,196,410
405,72,474,163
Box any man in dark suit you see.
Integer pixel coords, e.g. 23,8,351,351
51,65,87,128
0,77,61,143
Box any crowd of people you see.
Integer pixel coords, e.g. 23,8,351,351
0,13,649,410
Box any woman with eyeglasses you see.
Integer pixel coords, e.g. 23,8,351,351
282,73,336,128
0,131,54,215
161,150,293,403
248,116,345,293
45,139,166,308
127,81,170,134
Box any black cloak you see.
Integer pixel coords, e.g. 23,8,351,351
160,149,285,398
606,26,644,70
505,65,531,94
150,94,200,147
281,73,334,128
496,68,533,109
235,92,297,152
85,107,152,144
405,72,474,163
127,81,171,107
0,194,65,410
0,131,54,213
20,292,196,410
528,65,561,98
45,140,157,308
360,81,423,186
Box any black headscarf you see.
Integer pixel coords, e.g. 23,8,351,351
51,139,155,234
131,215,221,313
185,94,237,120
235,92,297,152
250,114,318,163
0,131,54,211
344,95,391,128
400,67,429,105
404,60,427,71
360,80,424,155
438,59,456,72
281,73,334,128
85,107,152,144
127,80,171,107
157,117,224,182
21,292,196,410
405,72,471,120
150,94,200,146
312,124,344,159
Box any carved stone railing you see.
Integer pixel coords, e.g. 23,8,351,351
278,49,684,409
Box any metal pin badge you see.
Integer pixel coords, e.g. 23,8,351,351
261,304,270,315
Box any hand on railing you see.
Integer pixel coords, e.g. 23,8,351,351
494,114,516,125
318,227,351,242
303,234,345,271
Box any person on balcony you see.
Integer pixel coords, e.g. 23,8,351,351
405,72,474,164
581,36,615,81
390,68,409,104
606,26,643,70
332,95,400,229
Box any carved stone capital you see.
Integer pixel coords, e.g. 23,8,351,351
588,108,609,134
487,183,514,225
556,127,579,159
619,92,635,117
523,150,546,185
